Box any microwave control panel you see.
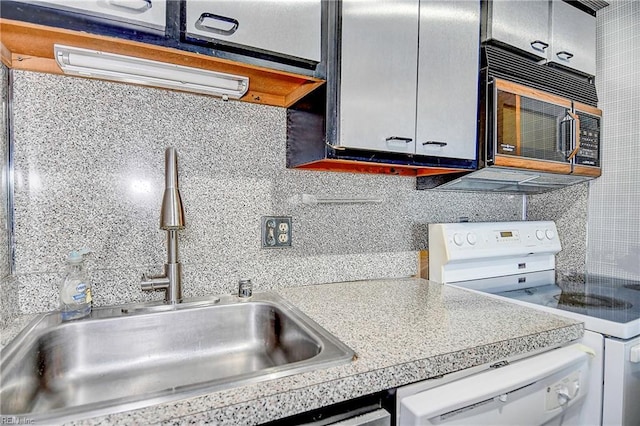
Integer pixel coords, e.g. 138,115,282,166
575,112,600,167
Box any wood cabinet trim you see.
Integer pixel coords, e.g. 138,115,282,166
495,78,572,108
494,155,571,173
573,102,602,117
293,158,469,177
572,165,601,177
0,19,324,108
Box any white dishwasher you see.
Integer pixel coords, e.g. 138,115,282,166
397,344,591,425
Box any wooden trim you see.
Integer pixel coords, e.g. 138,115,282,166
515,94,522,156
418,251,429,279
0,41,12,68
574,102,602,117
415,167,469,177
495,78,572,108
284,80,326,107
494,155,571,174
293,158,469,177
8,54,61,74
0,19,324,108
573,165,601,177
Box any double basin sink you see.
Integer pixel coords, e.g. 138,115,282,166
0,292,355,423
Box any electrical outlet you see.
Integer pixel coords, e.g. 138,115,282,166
262,216,292,248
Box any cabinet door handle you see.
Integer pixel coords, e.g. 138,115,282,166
106,0,152,12
422,141,448,147
530,40,549,52
556,51,574,61
385,136,413,143
195,13,239,36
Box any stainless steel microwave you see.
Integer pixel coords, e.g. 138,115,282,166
487,78,602,179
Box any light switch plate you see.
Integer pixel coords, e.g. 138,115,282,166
261,216,292,248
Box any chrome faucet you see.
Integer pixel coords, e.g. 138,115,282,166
141,147,185,304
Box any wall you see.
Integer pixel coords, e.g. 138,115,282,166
586,0,640,280
6,71,523,315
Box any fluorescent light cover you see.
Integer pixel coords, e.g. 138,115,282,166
54,44,249,99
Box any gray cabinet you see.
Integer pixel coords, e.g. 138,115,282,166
484,0,596,76
13,0,167,32
484,0,550,61
415,0,479,160
337,0,479,161
184,0,321,63
550,0,596,76
339,0,419,155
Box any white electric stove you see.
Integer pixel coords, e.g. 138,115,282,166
429,221,640,426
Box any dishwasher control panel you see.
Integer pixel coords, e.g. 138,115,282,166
545,371,582,411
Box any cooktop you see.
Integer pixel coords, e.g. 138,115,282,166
494,274,640,325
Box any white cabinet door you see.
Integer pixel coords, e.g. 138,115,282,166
485,0,550,60
185,0,321,62
415,0,479,160
339,0,419,154
16,0,167,31
550,0,596,76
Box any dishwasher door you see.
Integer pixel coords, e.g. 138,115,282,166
398,344,591,425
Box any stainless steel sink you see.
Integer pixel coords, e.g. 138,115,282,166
0,292,354,424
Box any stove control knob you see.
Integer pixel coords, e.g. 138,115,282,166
545,229,555,240
467,233,477,245
536,230,545,240
453,233,464,246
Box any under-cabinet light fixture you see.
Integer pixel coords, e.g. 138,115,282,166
54,44,249,99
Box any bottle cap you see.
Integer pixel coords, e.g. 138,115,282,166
67,248,91,264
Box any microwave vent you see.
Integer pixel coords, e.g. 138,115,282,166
483,46,598,106
574,0,609,15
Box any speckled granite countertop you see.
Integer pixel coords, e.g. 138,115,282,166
1,278,583,425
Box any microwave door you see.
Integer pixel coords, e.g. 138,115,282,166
493,79,573,173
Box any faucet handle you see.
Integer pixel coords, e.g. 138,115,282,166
238,279,253,298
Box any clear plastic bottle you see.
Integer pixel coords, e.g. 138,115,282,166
59,249,92,321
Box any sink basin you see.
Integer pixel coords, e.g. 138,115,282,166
0,292,354,423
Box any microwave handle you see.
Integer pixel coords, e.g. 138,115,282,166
566,111,581,161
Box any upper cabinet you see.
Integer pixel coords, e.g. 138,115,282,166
549,0,596,76
483,0,596,76
11,0,167,33
184,0,321,64
483,1,550,61
339,0,419,155
338,0,479,160
415,0,479,160
0,0,325,107
286,0,479,176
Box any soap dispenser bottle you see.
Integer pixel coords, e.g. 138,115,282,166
59,249,92,321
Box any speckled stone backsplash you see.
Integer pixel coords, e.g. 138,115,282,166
7,71,524,315
528,183,588,275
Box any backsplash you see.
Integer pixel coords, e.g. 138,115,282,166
3,70,523,316
528,184,588,275
587,0,640,280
